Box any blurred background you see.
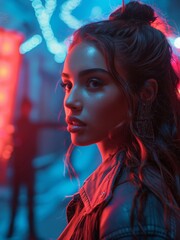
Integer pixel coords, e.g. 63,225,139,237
0,0,179,239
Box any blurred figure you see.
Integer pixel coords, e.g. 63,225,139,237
7,97,63,239
7,98,38,240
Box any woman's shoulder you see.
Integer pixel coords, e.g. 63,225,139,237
100,180,178,239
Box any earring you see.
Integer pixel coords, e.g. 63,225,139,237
135,102,154,141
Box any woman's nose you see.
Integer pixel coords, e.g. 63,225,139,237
64,87,82,111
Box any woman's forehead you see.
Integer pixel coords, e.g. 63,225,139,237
63,42,108,75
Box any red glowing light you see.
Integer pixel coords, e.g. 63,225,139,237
0,28,24,175
1,40,14,55
0,61,10,79
0,92,6,104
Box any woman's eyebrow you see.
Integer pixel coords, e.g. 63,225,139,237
78,68,111,77
61,68,111,79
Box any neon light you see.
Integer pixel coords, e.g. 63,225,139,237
174,37,180,49
1,41,14,56
0,61,10,79
30,0,67,62
20,34,42,54
0,29,23,166
0,92,6,104
90,6,103,20
54,52,67,63
60,0,82,29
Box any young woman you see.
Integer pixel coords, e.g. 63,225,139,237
58,1,180,239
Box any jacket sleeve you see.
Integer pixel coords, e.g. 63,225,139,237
99,181,176,240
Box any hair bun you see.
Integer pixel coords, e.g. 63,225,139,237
109,1,156,25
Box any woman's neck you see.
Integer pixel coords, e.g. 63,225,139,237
97,138,124,162
97,128,131,162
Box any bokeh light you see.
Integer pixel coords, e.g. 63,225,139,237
174,37,180,49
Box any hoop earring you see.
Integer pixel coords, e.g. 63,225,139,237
135,102,154,141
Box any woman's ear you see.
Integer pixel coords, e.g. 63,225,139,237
139,78,158,102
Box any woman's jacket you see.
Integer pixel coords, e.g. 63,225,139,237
58,151,180,240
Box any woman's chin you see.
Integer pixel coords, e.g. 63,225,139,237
71,136,96,146
71,139,92,146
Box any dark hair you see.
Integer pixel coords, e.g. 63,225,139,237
66,1,180,238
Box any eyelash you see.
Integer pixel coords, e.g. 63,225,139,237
60,78,103,92
60,81,72,92
87,78,103,88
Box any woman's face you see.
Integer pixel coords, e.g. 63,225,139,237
62,41,129,146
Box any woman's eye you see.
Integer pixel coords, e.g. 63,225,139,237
87,78,103,88
60,82,72,92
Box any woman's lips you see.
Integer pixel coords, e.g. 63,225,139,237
66,116,86,133
67,124,86,133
